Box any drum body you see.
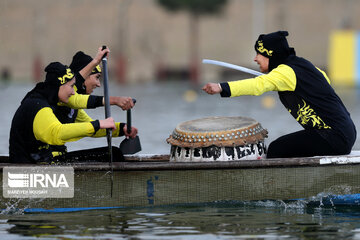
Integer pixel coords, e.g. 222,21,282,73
167,116,268,162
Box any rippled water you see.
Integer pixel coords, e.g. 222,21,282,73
1,202,360,239
1,81,360,239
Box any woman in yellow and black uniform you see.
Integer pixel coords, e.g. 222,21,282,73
56,50,135,124
52,50,137,161
9,62,117,163
203,31,356,158
55,52,104,124
55,51,126,134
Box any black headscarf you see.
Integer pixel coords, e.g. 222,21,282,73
69,51,101,94
254,31,296,71
22,62,74,106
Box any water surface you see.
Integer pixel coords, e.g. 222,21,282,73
1,202,360,239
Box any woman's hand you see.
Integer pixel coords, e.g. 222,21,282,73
99,117,116,129
94,46,110,64
109,96,134,110
123,125,138,138
202,83,222,95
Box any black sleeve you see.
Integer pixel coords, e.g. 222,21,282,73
87,95,103,109
220,82,231,97
91,120,100,133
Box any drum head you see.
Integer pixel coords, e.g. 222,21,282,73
167,116,268,148
178,116,257,132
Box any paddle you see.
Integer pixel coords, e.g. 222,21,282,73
202,59,263,76
101,45,114,197
120,99,142,154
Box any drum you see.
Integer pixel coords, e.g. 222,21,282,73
167,116,268,162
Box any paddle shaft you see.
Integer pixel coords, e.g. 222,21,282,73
202,59,263,76
101,46,113,197
127,110,131,134
126,99,136,134
102,57,112,148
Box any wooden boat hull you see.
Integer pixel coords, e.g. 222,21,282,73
1,153,360,212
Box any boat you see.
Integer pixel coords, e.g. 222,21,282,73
1,151,360,213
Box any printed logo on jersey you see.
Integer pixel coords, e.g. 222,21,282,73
296,100,331,129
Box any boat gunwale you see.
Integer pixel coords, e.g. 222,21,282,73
0,153,360,171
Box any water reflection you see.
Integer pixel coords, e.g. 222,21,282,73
1,203,360,239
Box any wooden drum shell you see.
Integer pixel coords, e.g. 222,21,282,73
167,117,268,162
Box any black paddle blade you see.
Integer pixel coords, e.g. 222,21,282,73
119,136,142,154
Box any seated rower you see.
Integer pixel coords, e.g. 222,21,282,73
52,48,138,160
57,47,134,118
202,31,356,158
9,62,136,163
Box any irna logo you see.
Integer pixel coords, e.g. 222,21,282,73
7,172,69,188
3,166,74,198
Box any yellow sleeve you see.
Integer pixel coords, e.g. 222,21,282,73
93,122,122,138
75,109,94,123
59,91,90,109
75,110,122,138
33,107,96,145
228,64,297,97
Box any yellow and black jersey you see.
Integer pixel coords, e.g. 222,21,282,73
55,90,102,124
9,92,102,163
57,86,103,111
55,86,102,123
75,109,123,138
54,89,125,137
220,55,356,151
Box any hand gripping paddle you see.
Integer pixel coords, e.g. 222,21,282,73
119,99,142,154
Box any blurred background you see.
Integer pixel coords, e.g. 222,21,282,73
1,0,360,154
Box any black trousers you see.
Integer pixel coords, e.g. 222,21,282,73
267,129,345,158
54,146,125,162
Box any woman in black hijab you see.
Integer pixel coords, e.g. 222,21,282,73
9,62,116,163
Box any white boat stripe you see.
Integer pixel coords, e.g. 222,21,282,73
320,156,360,165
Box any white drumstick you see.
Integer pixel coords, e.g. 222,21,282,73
202,59,263,76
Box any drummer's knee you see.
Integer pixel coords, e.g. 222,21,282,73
266,140,282,158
